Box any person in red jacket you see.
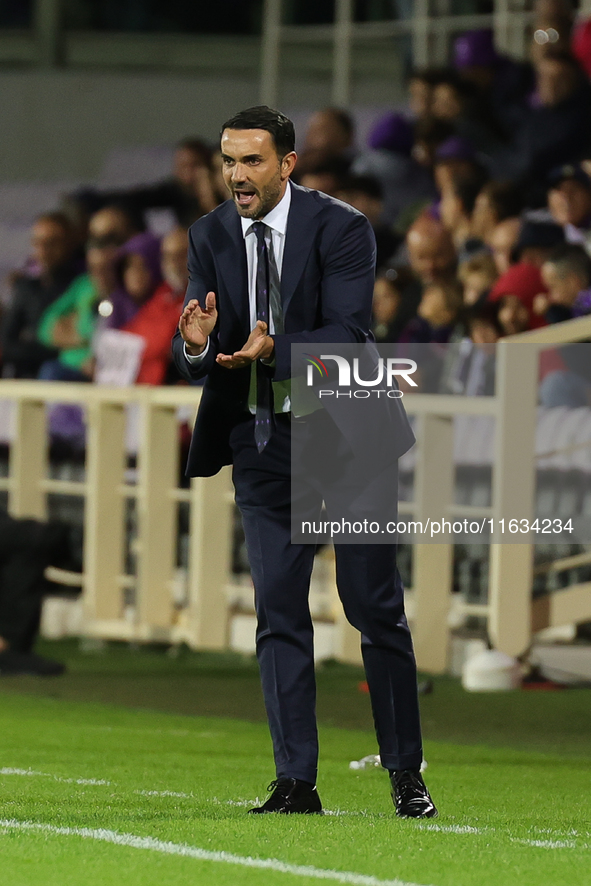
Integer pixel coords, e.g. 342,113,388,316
123,227,188,385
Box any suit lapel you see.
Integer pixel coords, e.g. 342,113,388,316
213,184,322,329
281,184,323,316
214,202,249,330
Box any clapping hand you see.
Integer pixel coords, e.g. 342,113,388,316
179,292,218,355
216,320,275,369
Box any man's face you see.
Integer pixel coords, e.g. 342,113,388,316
161,228,189,293
86,245,117,297
406,226,456,284
335,189,382,226
470,320,499,345
123,254,153,303
498,295,530,335
488,218,521,274
372,277,400,325
471,191,496,240
174,147,206,190
88,208,134,249
434,159,473,195
418,284,455,327
408,77,432,119
300,172,340,197
31,219,72,274
431,84,463,121
548,179,591,227
221,129,296,220
303,111,351,155
537,58,577,107
439,187,463,232
463,270,491,306
541,261,583,306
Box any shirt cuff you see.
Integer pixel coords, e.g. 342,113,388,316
184,339,209,363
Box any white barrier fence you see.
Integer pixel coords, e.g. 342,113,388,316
1,318,591,672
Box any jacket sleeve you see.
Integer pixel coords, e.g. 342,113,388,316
271,211,376,381
171,224,219,382
1,286,57,374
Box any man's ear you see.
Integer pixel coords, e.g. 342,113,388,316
281,151,298,179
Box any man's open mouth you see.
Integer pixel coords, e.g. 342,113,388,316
234,188,257,207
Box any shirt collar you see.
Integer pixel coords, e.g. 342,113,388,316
241,181,292,239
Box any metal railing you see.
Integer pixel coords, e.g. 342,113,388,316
260,0,535,107
0,0,536,95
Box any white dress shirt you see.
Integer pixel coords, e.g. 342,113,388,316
184,183,291,362
184,183,292,411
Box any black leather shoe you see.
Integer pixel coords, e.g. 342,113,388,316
390,769,438,819
248,778,323,814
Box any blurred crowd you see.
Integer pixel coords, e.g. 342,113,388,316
0,136,227,393
290,6,591,404
4,4,591,675
2,1,591,417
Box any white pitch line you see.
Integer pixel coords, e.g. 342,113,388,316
0,767,110,786
513,838,589,851
0,819,431,886
410,821,591,850
2,766,589,849
414,823,483,836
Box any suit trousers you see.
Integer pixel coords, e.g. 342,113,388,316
229,412,423,785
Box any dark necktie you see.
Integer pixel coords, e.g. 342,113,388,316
252,221,276,453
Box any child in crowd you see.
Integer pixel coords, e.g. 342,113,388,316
538,243,591,320
399,280,463,343
467,300,503,345
371,268,402,342
457,251,498,307
487,216,522,275
471,181,524,242
488,262,548,335
439,167,489,252
536,245,591,405
486,260,589,405
439,301,502,396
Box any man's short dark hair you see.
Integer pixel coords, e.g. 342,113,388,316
34,211,74,236
479,180,524,222
546,244,591,285
413,117,455,149
450,168,490,215
466,300,503,336
176,137,213,165
319,107,355,139
220,106,295,158
338,174,383,202
408,67,450,88
293,155,350,190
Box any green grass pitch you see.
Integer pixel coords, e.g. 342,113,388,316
0,640,590,886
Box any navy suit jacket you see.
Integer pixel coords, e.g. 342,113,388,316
172,182,414,477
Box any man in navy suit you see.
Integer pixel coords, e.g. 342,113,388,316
172,106,436,818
